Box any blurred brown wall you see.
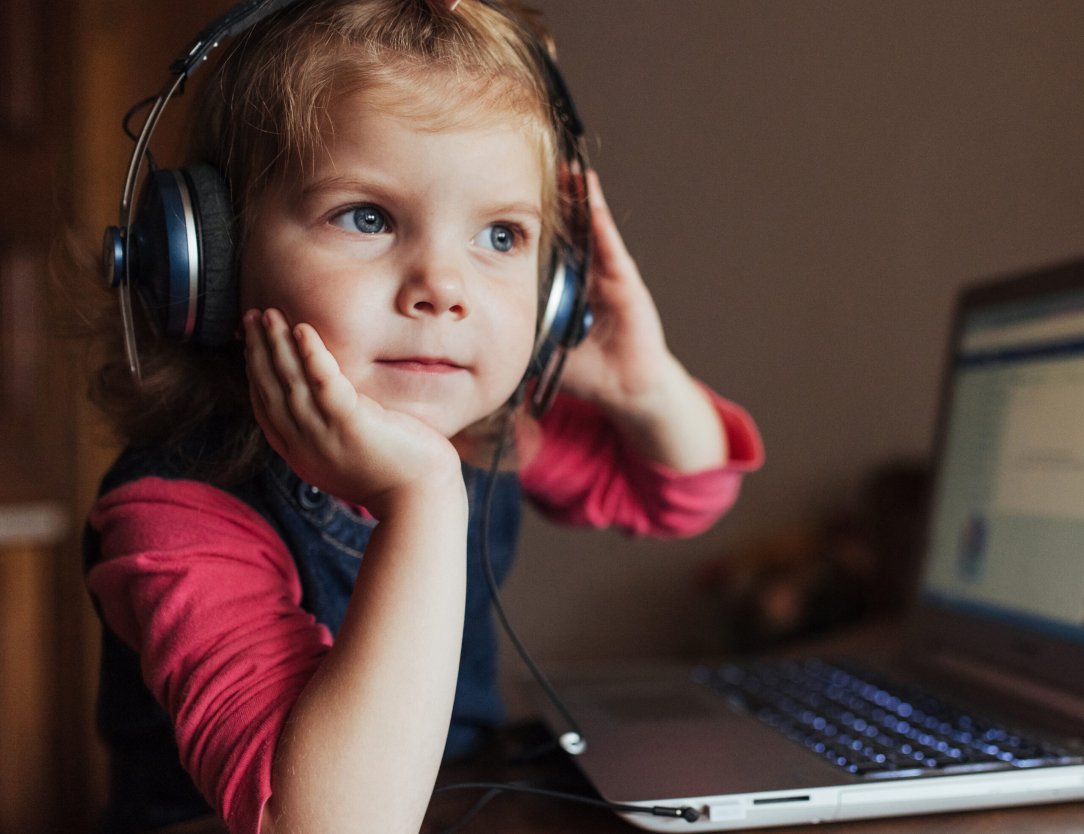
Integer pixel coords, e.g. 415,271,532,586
505,0,1084,667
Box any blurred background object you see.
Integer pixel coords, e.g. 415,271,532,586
693,459,929,654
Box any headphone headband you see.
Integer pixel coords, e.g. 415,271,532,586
171,0,304,78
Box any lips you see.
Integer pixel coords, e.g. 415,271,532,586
376,357,466,374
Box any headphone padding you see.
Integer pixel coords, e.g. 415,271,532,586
185,163,238,346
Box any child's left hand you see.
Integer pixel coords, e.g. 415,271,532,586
556,171,729,472
557,171,671,415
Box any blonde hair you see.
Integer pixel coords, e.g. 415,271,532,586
86,0,565,482
199,0,560,237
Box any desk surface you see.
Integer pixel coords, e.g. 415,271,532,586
422,721,1083,834
423,622,1084,834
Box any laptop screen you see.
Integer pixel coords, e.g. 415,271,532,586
920,272,1084,647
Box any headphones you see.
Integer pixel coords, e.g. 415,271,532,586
103,0,592,415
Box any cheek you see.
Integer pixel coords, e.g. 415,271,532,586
239,222,341,317
494,292,539,378
239,243,302,312
241,249,370,337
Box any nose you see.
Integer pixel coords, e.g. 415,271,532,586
396,246,470,320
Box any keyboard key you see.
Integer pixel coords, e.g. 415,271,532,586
694,658,1083,778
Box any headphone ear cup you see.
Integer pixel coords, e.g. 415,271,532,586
526,251,591,415
533,251,591,373
183,163,238,346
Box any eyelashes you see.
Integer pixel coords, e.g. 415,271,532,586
329,204,390,235
474,223,526,253
328,204,532,255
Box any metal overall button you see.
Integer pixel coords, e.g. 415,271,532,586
297,482,325,510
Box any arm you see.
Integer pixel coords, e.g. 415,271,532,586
520,172,763,536
557,171,735,473
244,310,468,834
522,389,761,538
87,478,330,834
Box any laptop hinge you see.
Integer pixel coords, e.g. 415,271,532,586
925,649,1084,725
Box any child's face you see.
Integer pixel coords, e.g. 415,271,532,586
241,87,544,437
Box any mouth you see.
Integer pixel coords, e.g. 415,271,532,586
375,357,467,375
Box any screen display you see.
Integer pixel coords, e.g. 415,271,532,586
921,289,1084,643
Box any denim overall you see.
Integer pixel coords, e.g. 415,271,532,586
85,442,522,832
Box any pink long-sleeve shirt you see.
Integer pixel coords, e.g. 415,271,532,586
86,392,762,833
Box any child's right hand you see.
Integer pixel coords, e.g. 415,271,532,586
243,308,463,517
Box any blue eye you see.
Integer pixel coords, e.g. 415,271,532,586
477,223,518,253
331,205,389,234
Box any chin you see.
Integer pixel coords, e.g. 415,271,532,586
394,402,476,439
365,381,521,441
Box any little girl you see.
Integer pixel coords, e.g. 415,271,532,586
83,1,763,832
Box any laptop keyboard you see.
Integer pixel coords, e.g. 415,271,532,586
694,657,1083,778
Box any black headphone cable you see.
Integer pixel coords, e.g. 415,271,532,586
430,408,700,828
477,408,586,756
434,781,702,826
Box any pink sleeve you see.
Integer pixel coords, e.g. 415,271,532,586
86,477,333,834
520,389,763,538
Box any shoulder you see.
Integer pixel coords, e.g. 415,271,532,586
88,439,287,565
92,475,277,543
93,429,274,531
97,413,268,496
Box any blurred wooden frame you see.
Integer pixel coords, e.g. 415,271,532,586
0,0,40,139
0,248,43,474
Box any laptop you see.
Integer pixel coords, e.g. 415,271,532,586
534,257,1084,830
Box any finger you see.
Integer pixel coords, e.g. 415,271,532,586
586,170,638,278
262,308,320,430
292,322,360,424
249,375,290,458
243,309,299,450
243,310,295,428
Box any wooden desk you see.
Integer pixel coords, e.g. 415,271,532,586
423,622,1084,833
422,720,1083,834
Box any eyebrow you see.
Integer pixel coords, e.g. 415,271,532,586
300,175,389,201
301,176,543,221
486,201,543,222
